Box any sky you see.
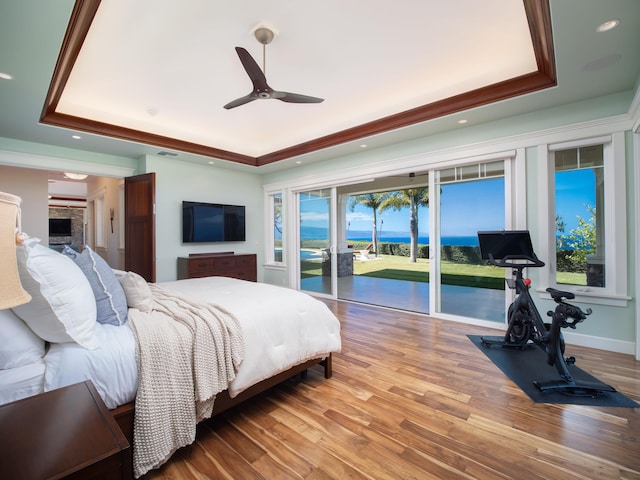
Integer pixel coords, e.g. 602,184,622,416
302,171,595,238
346,178,505,237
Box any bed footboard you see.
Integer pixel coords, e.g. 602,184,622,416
111,353,333,452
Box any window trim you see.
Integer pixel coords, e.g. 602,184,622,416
537,133,629,306
264,189,285,266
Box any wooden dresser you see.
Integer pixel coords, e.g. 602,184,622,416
0,380,131,480
177,252,257,282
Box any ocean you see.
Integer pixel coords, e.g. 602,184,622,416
299,226,480,246
347,234,478,246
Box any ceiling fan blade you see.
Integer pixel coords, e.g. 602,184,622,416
235,47,269,91
277,92,324,104
223,94,257,110
226,45,323,108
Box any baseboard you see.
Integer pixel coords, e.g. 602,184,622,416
563,330,636,356
439,312,636,356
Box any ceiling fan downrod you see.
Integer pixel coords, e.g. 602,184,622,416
254,27,274,74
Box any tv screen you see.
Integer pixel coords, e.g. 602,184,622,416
182,201,246,243
49,218,72,237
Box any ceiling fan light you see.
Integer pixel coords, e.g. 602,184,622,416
64,172,88,180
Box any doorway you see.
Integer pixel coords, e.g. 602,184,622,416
298,188,336,297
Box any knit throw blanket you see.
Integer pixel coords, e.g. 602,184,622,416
128,284,245,478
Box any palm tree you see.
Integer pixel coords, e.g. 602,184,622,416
349,192,390,256
380,188,429,262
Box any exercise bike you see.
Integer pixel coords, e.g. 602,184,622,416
477,231,616,397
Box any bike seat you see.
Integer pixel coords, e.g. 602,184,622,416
546,287,575,301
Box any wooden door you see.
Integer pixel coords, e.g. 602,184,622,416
124,173,156,282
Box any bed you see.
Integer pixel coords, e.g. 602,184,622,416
1,239,341,478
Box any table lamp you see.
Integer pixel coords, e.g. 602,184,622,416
0,192,32,309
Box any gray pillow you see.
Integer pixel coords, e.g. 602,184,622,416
63,246,128,326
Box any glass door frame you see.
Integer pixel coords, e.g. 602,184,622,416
293,186,338,299
429,151,522,327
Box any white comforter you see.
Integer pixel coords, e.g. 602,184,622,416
40,277,341,408
158,277,342,397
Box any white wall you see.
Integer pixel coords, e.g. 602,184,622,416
141,155,264,282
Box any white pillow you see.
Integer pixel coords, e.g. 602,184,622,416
63,246,128,326
114,270,154,313
0,308,45,369
12,238,98,349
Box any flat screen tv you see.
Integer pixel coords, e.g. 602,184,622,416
49,218,72,237
182,201,246,243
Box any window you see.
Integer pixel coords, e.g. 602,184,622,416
541,133,628,305
273,193,283,262
554,145,604,287
266,192,284,264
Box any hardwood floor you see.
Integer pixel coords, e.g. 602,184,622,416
143,300,640,479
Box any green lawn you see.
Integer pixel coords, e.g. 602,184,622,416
353,254,505,289
300,252,586,288
301,253,505,289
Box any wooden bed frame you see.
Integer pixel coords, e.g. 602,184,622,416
110,353,333,467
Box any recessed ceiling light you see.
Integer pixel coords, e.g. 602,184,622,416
360,144,367,148
295,161,302,164
0,72,13,80
71,135,81,140
458,119,468,124
596,19,620,33
208,161,215,165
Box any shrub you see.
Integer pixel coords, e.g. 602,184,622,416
440,246,484,265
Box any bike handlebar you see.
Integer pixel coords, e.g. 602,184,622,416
547,302,592,329
487,253,545,269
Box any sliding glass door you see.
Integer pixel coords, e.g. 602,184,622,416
433,162,506,322
298,188,336,296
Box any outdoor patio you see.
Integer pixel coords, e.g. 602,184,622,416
301,274,505,322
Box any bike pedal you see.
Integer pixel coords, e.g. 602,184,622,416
565,356,576,365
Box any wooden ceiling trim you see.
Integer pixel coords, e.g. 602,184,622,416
40,0,555,167
41,111,257,166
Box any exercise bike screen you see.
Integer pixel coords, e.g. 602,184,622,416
477,230,535,260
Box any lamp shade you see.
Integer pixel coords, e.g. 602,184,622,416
0,192,32,309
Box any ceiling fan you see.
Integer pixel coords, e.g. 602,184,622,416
223,27,324,110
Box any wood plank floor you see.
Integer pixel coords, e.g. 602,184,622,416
143,300,640,479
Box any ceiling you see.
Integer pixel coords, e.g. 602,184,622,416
0,0,639,176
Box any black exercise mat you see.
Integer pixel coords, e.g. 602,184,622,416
468,335,640,408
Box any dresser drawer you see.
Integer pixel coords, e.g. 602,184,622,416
178,254,257,282
213,256,237,269
232,268,256,281
189,258,215,276
235,255,256,268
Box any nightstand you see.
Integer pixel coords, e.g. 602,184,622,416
0,380,131,479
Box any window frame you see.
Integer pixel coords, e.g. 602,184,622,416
264,190,285,266
537,133,628,306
